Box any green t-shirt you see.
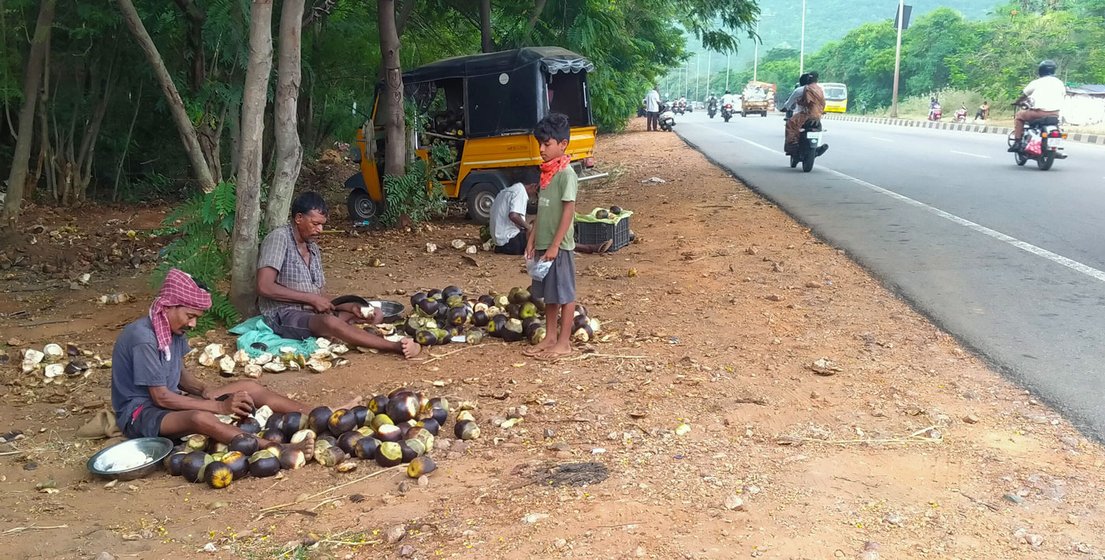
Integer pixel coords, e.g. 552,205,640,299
535,166,578,251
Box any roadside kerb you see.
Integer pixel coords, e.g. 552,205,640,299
822,114,1105,145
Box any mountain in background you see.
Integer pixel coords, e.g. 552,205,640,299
674,0,1000,90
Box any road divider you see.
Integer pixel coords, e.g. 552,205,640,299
823,114,1105,146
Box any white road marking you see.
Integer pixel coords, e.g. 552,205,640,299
951,150,990,159
705,130,1105,284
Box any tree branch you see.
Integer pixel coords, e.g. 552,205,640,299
396,0,416,37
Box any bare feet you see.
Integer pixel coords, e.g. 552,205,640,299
523,337,557,357
283,430,316,462
534,344,573,361
400,338,423,359
334,395,364,410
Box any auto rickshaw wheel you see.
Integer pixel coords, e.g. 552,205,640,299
467,183,499,225
347,189,379,222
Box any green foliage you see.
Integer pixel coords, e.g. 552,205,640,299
381,158,447,227
152,181,241,333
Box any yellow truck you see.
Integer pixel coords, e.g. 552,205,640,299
346,47,601,224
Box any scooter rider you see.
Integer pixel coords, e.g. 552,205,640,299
781,72,828,156
1008,60,1064,152
706,93,718,112
720,90,737,110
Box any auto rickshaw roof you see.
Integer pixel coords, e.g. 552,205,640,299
403,47,594,84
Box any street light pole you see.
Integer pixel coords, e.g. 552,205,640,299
725,52,731,91
753,20,760,82
706,52,712,97
891,0,904,117
799,0,806,75
695,52,700,101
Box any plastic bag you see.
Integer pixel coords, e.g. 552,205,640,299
526,257,552,281
1025,137,1043,157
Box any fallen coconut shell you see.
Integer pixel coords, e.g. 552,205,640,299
407,455,437,478
43,343,65,362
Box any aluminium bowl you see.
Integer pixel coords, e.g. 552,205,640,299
86,437,174,481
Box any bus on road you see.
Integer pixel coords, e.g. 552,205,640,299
822,82,848,113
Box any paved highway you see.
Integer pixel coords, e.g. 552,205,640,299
675,110,1105,440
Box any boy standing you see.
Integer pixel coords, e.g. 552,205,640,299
524,113,578,360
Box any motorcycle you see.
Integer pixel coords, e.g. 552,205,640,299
721,103,734,122
954,107,968,122
707,100,718,119
674,100,686,115
784,110,826,173
928,103,942,121
658,103,676,132
1008,102,1067,171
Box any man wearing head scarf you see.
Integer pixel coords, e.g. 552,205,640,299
111,269,354,448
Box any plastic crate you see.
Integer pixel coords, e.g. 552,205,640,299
574,215,631,252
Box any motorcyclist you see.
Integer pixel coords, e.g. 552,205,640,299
720,90,737,109
706,93,718,111
1008,60,1064,152
781,72,828,156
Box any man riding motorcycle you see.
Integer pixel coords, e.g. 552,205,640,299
706,93,718,116
781,72,828,157
1008,60,1064,152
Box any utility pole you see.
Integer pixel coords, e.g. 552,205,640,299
725,51,730,91
694,52,700,101
799,0,806,75
891,0,905,117
705,52,712,97
753,20,760,82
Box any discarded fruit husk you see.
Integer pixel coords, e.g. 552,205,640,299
22,349,45,372
315,338,332,349
244,364,263,379
306,358,332,373
316,445,347,467
65,359,90,376
407,456,437,478
336,460,358,473
330,344,349,355
218,356,235,376
310,348,333,360
253,352,274,365
203,344,225,361
44,363,65,378
456,410,476,423
450,239,466,250
43,343,65,362
233,349,251,365
263,361,287,373
198,352,217,368
279,447,307,470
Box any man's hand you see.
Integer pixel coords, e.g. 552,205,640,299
310,294,335,314
217,391,255,417
542,246,559,262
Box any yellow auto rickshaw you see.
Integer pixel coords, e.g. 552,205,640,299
346,47,602,224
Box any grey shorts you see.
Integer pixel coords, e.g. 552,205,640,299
264,307,316,340
530,249,576,305
123,404,171,439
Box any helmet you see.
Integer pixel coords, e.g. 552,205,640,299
1038,60,1057,77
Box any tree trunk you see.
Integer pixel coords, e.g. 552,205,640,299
230,0,274,317
479,0,493,53
115,0,216,193
114,82,144,202
378,0,406,177
2,0,55,227
265,0,305,233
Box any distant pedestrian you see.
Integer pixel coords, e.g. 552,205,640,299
644,85,661,132
973,101,990,122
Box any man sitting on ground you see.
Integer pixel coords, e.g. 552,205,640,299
111,268,353,450
256,191,422,358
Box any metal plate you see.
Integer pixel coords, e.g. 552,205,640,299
87,437,174,481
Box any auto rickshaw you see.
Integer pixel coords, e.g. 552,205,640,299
346,47,602,224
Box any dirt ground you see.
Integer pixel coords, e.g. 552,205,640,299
2,119,1105,560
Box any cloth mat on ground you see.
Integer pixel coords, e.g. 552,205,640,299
229,316,318,358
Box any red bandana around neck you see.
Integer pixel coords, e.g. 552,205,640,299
539,155,571,189
150,268,212,361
